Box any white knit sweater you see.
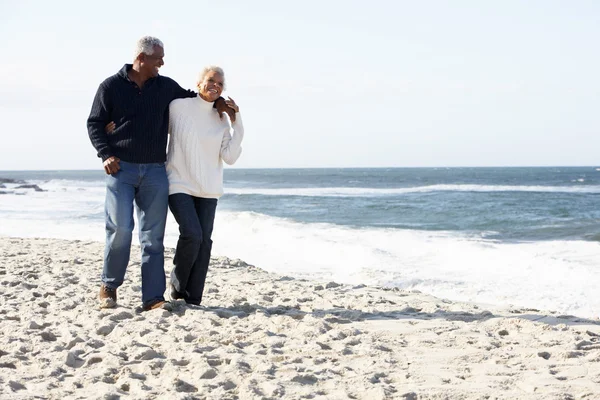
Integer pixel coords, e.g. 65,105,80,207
166,97,244,198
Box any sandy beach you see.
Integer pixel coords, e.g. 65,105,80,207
1,237,600,399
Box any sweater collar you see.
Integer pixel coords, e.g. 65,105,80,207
196,96,216,111
117,64,134,82
117,64,158,84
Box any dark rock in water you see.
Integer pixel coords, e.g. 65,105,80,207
0,184,5,188
0,178,24,184
0,190,11,195
15,184,45,192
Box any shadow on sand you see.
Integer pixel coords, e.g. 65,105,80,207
168,300,600,329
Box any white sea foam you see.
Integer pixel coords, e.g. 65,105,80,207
206,211,600,318
226,184,600,197
37,179,105,189
2,179,600,317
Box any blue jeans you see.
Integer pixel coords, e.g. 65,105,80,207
168,193,218,305
102,161,168,306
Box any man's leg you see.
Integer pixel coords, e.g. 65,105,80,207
135,163,169,306
102,162,136,294
185,197,218,305
168,193,203,298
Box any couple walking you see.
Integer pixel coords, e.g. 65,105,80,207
86,36,244,311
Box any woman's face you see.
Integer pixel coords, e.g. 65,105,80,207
198,71,224,102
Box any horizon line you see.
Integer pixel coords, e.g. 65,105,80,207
1,165,599,173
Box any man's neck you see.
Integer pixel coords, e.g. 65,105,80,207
129,63,151,88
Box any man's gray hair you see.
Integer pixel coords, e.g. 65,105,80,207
198,65,226,90
134,36,164,59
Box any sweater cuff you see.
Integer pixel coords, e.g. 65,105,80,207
98,149,113,162
232,112,242,125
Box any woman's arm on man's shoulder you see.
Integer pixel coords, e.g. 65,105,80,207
220,113,244,165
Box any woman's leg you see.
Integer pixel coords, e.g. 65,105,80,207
168,193,203,297
185,197,218,305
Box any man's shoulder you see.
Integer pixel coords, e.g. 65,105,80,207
99,73,123,90
157,75,178,87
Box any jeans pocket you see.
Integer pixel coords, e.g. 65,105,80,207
106,169,121,181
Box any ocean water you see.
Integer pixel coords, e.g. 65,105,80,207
1,167,599,317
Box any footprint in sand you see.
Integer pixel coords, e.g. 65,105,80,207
41,330,57,342
28,320,50,330
139,328,151,337
174,378,197,393
170,359,190,366
9,380,26,392
538,351,551,360
134,349,165,361
206,355,222,367
87,339,105,349
316,342,332,350
291,374,318,385
65,351,85,368
108,311,134,322
221,380,237,391
549,364,588,380
96,323,116,336
183,333,196,343
86,355,104,366
199,368,218,379
256,362,277,375
369,372,388,384
0,361,17,369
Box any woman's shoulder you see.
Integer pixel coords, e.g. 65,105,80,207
170,97,195,107
169,97,196,115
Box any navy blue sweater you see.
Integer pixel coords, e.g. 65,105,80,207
87,64,197,163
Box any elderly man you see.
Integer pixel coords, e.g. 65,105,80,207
87,36,233,311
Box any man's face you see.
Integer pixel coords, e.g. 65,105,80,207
140,45,164,77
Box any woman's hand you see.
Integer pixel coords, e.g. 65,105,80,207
105,121,116,134
225,97,239,113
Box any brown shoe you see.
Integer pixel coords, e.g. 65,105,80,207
142,299,172,312
99,285,117,308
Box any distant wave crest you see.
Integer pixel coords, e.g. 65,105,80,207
225,184,600,197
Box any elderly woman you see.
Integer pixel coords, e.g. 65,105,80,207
167,66,244,305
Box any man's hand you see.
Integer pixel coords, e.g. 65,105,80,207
103,156,121,175
225,96,239,113
215,97,236,123
105,121,116,134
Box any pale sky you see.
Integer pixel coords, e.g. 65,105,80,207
1,0,599,170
